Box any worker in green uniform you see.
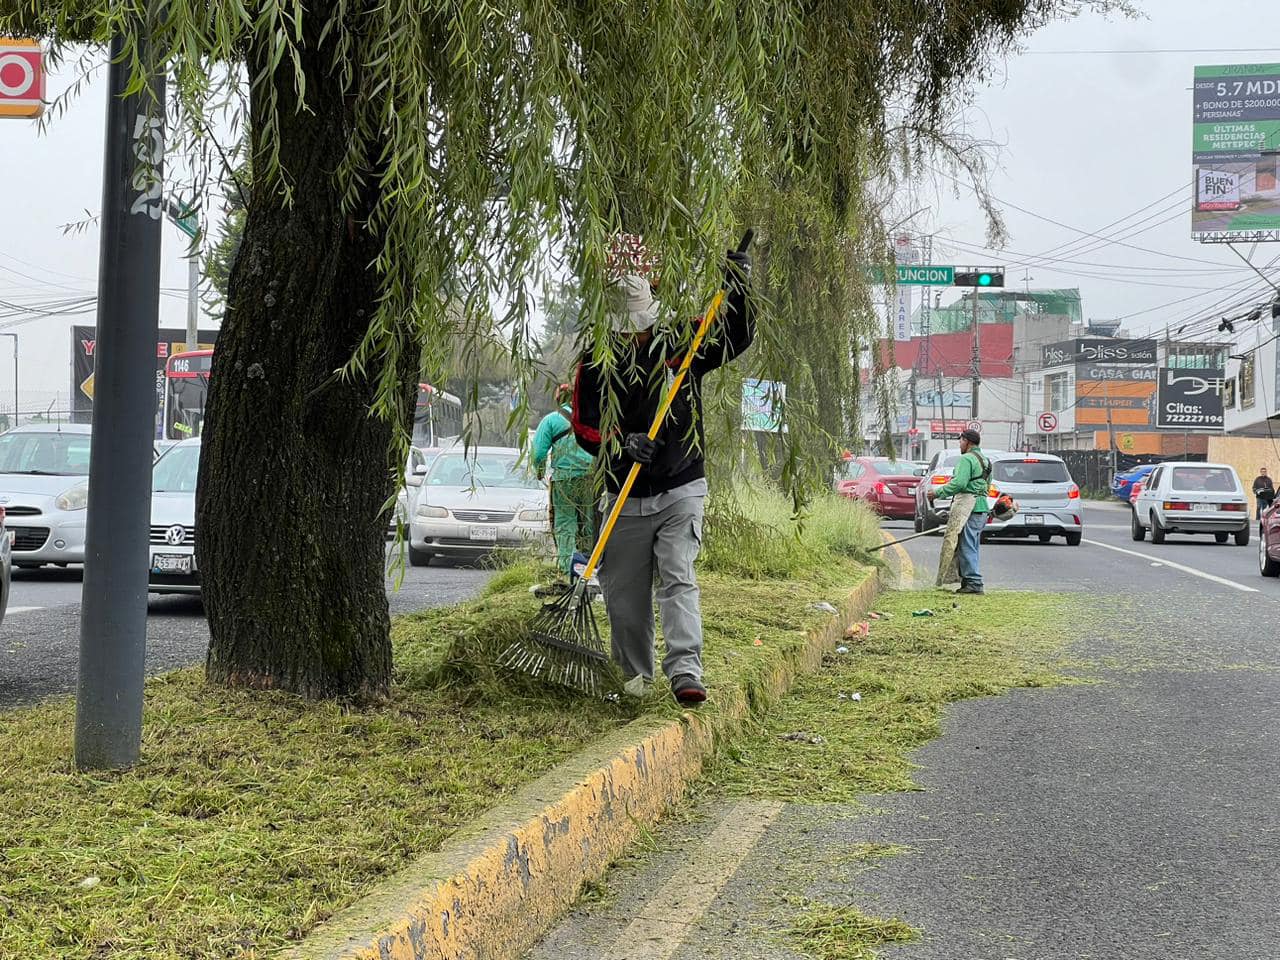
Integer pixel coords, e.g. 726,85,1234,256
532,383,596,579
927,428,990,595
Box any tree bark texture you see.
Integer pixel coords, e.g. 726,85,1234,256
197,15,412,699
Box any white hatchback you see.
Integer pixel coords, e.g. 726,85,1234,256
1132,461,1250,546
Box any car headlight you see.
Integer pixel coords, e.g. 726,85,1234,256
416,505,448,519
55,483,89,512
518,508,548,522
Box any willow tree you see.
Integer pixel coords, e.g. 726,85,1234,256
1,0,1125,699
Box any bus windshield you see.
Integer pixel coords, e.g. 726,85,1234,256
164,351,213,441
412,383,463,448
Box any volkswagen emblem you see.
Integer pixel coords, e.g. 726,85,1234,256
478,513,489,521
165,525,187,546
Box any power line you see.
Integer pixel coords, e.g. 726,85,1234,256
1022,47,1280,55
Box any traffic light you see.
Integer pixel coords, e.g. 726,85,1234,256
953,269,1004,288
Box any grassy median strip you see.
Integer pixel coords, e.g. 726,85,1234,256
0,490,879,960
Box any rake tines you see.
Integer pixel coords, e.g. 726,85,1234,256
500,581,611,697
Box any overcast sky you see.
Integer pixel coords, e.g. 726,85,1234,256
1,1,1279,412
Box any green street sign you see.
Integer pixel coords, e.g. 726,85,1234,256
173,212,199,240
869,265,956,285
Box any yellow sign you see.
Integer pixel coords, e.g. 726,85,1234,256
1119,433,1136,451
79,373,94,400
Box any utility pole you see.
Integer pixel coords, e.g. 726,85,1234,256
0,333,16,428
186,257,199,351
970,291,981,419
74,22,165,771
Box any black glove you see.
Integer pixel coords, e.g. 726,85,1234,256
624,432,661,465
724,249,751,291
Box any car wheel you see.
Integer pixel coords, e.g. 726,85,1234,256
913,513,923,533
1037,533,1052,544
1214,532,1229,544
1065,532,1082,546
1150,512,1166,544
1235,525,1250,547
408,544,433,567
1130,509,1145,542
1260,533,1280,576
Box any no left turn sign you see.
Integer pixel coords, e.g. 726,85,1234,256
0,40,44,119
1038,412,1058,433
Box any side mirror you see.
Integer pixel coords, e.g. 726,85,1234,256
413,464,428,477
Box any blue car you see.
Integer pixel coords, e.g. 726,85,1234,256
1111,463,1156,502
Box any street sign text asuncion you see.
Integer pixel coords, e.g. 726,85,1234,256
882,264,955,285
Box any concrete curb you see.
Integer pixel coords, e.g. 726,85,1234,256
285,571,885,960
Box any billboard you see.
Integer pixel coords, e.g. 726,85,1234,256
72,325,219,436
1156,367,1226,430
1073,364,1157,428
1041,338,1158,367
741,378,786,432
1192,63,1280,237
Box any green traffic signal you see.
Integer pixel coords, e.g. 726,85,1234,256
978,273,993,286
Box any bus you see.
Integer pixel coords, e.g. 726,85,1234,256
413,382,463,449
163,349,213,441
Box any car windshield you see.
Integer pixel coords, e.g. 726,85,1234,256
153,445,200,493
1170,466,1238,492
993,460,1070,484
427,453,541,489
0,431,91,475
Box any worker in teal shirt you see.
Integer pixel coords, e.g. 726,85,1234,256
927,428,990,594
532,383,596,578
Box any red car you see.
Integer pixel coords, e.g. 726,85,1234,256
1260,502,1280,577
836,457,923,520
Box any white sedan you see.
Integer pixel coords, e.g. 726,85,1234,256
409,446,550,566
149,438,201,594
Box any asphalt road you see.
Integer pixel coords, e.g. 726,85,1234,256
527,499,1280,960
0,552,492,709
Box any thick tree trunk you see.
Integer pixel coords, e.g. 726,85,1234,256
197,18,410,699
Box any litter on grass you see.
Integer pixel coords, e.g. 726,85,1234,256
912,609,935,617
780,732,826,745
835,645,850,655
810,601,839,614
838,692,863,702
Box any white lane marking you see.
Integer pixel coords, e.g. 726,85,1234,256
1083,539,1258,593
6,606,43,615
602,799,783,960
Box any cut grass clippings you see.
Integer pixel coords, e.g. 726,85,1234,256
708,589,1078,804
0,489,880,959
788,901,919,960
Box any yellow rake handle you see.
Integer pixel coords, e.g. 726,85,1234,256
581,230,752,581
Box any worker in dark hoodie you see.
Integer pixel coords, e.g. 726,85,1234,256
571,235,754,705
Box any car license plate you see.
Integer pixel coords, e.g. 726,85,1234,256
469,526,498,542
1193,503,1216,512
1025,514,1044,525
152,554,192,574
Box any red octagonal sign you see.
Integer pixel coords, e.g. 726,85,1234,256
0,39,44,119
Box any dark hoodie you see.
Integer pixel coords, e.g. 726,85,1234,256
571,282,755,498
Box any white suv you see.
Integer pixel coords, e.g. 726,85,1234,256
1132,461,1250,545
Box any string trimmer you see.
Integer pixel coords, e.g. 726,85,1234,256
500,229,755,696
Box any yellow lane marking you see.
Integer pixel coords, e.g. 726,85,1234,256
601,799,784,960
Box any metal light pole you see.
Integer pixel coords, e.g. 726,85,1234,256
74,28,165,771
0,333,16,427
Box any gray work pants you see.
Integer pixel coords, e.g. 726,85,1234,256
600,495,705,682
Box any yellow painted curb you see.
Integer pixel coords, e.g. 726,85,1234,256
285,572,885,960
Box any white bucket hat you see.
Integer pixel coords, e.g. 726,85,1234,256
606,274,659,334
